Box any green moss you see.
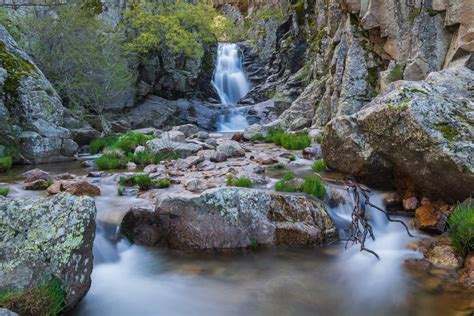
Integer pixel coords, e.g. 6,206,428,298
0,277,65,316
0,187,9,197
388,99,410,111
0,156,13,173
367,67,379,96
448,204,474,256
434,123,459,141
0,42,35,109
311,159,327,172
407,88,428,95
409,7,422,23
387,64,403,83
226,176,253,188
426,8,439,17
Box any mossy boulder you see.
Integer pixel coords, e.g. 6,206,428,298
322,66,474,202
0,193,96,311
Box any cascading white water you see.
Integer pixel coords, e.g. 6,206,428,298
212,43,251,132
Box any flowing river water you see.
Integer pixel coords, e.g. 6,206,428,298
2,161,473,316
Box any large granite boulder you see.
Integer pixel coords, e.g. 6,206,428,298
120,188,337,251
0,26,84,163
322,66,474,202
0,193,96,310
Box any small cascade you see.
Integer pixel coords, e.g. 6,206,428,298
212,43,251,132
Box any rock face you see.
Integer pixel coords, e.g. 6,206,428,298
322,66,474,202
0,26,89,163
0,193,96,310
121,188,337,250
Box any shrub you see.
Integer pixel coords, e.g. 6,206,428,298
448,204,474,256
301,176,326,199
0,156,13,172
134,174,153,191
312,159,327,172
89,136,118,154
250,133,265,142
155,179,171,189
95,155,123,170
0,187,9,197
0,277,65,316
226,176,253,188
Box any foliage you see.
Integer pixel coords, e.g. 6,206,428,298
127,151,155,166
154,151,178,163
273,162,286,169
134,174,153,191
0,156,13,173
117,186,125,196
226,175,253,188
124,1,233,58
315,134,324,144
448,204,474,256
19,6,133,115
89,136,118,154
155,178,170,189
95,155,123,170
250,133,265,142
387,64,403,83
102,147,125,159
311,159,327,172
113,132,153,153
288,155,296,161
0,187,9,197
274,172,301,193
265,128,311,150
301,176,326,199
0,277,65,316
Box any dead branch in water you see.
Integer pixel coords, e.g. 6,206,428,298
342,180,414,259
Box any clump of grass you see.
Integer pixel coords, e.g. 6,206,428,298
315,134,324,144
154,151,178,163
114,131,154,153
95,155,123,170
265,128,311,150
117,187,125,196
448,204,474,256
0,156,13,172
102,147,125,159
0,187,9,197
226,175,253,188
250,133,265,142
288,155,296,161
0,277,65,316
274,172,301,193
301,175,326,199
127,151,155,166
312,159,327,172
89,135,118,154
155,178,170,189
274,162,286,169
134,174,153,191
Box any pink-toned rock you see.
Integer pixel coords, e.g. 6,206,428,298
460,252,474,288
403,197,418,211
255,154,277,165
47,180,101,196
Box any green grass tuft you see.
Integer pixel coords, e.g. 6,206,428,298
250,133,265,142
274,172,301,193
315,134,324,144
226,176,253,188
273,162,286,169
0,277,65,316
89,135,118,154
95,155,123,170
311,159,327,172
155,178,170,189
0,156,12,173
301,175,326,199
134,174,153,191
448,204,474,256
154,151,178,164
127,151,155,166
0,187,9,197
265,128,311,150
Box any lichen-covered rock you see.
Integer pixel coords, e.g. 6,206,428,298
216,140,245,158
0,193,96,310
426,245,463,269
146,138,202,159
322,66,474,201
120,187,337,251
0,26,83,163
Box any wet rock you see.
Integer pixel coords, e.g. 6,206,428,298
119,187,139,197
23,179,51,190
255,154,277,165
382,192,403,210
322,66,474,201
459,252,474,288
143,164,158,174
172,124,200,137
415,204,447,234
204,138,218,147
253,165,265,174
161,131,186,142
134,145,146,154
21,168,53,182
426,245,463,269
0,193,96,310
87,171,106,178
47,180,101,197
0,308,18,316
231,132,243,142
216,140,245,158
403,197,419,211
302,145,322,160
196,131,209,139
147,139,202,158
210,151,228,163
120,188,337,250
127,162,137,170
174,155,205,170
184,179,216,193
57,172,74,180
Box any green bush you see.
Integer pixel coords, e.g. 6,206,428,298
226,176,253,188
89,136,118,154
155,178,171,189
301,176,326,199
0,187,9,197
275,172,301,193
0,277,65,316
449,204,474,256
134,174,153,191
0,156,13,172
95,155,123,170
312,159,327,172
265,128,311,150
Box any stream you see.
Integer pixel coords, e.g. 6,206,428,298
2,162,473,316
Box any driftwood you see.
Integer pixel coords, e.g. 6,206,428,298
340,180,415,259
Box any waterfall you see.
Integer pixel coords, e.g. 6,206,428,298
212,43,251,132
